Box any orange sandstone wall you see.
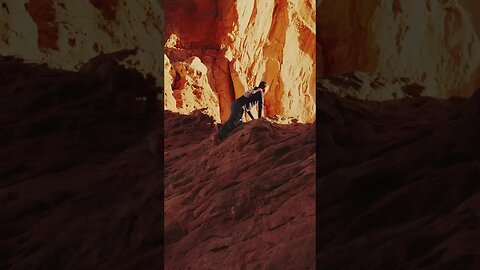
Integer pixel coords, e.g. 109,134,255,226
0,0,163,86
164,0,316,123
317,0,480,98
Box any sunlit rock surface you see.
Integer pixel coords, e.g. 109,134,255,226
0,0,163,86
317,0,480,98
164,0,316,123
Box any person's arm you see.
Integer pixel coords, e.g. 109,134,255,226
257,92,263,118
247,110,255,120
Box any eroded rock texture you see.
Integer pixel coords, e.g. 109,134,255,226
318,71,426,101
0,54,162,269
164,109,316,269
317,0,480,98
164,0,316,123
0,0,163,85
318,82,480,269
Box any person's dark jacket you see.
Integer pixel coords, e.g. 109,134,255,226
236,87,264,119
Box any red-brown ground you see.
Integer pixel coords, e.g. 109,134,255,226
318,88,480,269
164,111,316,269
0,52,316,269
0,53,162,269
3,50,480,269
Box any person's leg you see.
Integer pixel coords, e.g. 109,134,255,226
227,102,241,122
233,107,245,127
219,102,242,139
218,102,236,139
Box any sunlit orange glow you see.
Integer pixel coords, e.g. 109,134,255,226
164,0,316,123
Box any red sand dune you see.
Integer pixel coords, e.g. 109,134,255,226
318,88,480,269
164,110,316,269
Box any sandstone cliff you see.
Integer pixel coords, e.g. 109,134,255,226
0,0,163,86
318,71,427,101
317,0,480,98
164,0,316,123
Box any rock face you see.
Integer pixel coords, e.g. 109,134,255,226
459,0,480,37
318,82,480,269
317,0,480,98
164,0,316,123
0,55,162,269
0,0,163,85
164,54,221,122
164,110,316,268
318,71,426,101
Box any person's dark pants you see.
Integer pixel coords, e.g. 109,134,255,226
218,100,244,139
227,100,244,126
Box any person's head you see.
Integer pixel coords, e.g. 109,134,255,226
259,81,268,93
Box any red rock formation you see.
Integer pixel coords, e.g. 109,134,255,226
0,1,163,86
25,0,59,51
0,55,162,269
164,54,177,111
163,0,229,49
164,110,316,269
318,0,480,98
165,54,221,121
164,0,316,123
0,51,315,269
460,0,480,36
318,71,425,101
89,0,119,21
318,85,480,269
